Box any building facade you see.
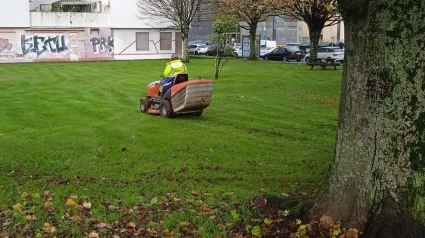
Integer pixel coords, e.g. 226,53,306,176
0,0,183,63
189,16,344,46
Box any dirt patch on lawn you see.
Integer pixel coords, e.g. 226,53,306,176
0,76,28,81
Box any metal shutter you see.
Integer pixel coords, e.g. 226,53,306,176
136,32,149,51
160,32,172,50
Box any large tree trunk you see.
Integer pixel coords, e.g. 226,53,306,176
248,24,258,60
307,25,323,63
314,0,425,236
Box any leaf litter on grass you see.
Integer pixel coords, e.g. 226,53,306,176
0,189,363,238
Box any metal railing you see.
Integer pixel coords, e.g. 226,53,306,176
40,4,53,12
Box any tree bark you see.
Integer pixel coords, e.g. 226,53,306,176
249,24,258,60
214,54,221,80
307,26,323,63
314,0,425,236
181,34,189,63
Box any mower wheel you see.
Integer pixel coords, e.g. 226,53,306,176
140,97,150,113
194,110,203,116
160,100,174,118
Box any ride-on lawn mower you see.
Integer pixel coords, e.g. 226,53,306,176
140,74,214,118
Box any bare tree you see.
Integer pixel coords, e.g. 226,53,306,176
136,0,212,62
218,0,284,60
282,0,340,62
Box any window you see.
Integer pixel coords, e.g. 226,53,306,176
136,32,149,51
160,32,172,50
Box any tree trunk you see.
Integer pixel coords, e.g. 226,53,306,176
214,41,223,80
214,54,221,80
181,34,189,63
307,25,323,63
314,0,425,236
248,24,258,60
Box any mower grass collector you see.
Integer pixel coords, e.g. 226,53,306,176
140,74,214,118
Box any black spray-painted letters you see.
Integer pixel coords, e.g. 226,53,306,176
90,36,114,54
21,35,69,57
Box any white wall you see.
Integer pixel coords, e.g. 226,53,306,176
114,29,179,60
30,0,110,13
29,0,173,29
30,0,56,11
109,0,174,29
0,1,30,27
30,12,111,28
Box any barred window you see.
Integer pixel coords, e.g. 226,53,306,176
160,32,172,50
136,32,149,51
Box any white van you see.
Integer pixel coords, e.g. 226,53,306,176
232,43,242,50
260,40,277,56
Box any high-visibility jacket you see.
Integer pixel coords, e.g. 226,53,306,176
163,59,188,78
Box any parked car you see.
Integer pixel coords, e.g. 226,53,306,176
188,44,208,55
260,47,275,57
298,42,341,54
304,47,344,64
206,46,237,57
286,43,300,47
298,42,311,53
318,42,337,47
231,43,242,50
261,47,305,62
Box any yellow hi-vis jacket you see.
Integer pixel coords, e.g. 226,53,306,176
163,59,188,78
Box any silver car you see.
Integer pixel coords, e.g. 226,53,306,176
304,47,344,64
188,44,208,55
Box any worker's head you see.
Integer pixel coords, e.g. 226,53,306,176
170,54,179,61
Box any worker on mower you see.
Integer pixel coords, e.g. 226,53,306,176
160,54,188,95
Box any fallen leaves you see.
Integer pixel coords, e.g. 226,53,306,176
0,190,363,238
83,202,92,209
150,197,158,205
65,199,77,206
12,203,22,212
88,231,99,238
345,228,360,238
72,214,82,222
42,222,56,233
251,225,261,236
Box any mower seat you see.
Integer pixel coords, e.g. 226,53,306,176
173,74,188,86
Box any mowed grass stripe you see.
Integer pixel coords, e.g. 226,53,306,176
0,59,341,228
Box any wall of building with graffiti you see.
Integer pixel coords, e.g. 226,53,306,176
0,28,114,62
0,0,183,63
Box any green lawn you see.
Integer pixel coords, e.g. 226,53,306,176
0,59,342,237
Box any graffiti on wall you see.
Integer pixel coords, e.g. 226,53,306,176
0,33,17,60
68,33,80,61
0,38,13,52
79,28,114,58
0,29,115,62
90,36,114,54
21,35,69,58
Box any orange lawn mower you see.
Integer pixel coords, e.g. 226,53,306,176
140,74,214,118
